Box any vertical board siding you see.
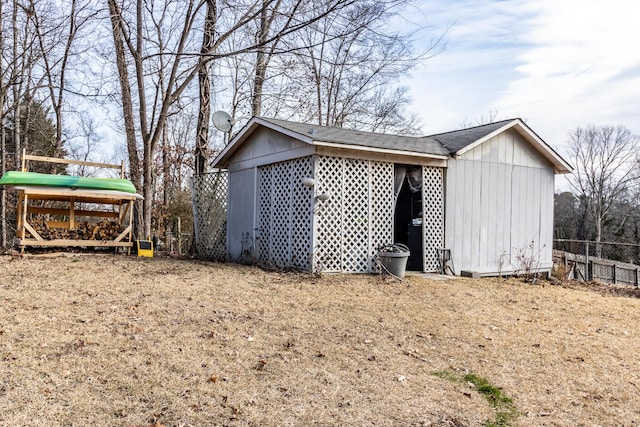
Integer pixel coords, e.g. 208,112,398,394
461,161,473,269
449,161,466,270
479,162,491,268
540,170,554,264
445,129,555,274
499,163,512,269
226,168,256,261
470,161,482,270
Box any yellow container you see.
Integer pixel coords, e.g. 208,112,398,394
135,240,154,257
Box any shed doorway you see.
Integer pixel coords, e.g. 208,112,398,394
394,165,423,271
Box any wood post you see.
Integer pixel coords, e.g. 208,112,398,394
177,216,182,254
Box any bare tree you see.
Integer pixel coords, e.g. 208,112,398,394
0,0,6,246
31,0,97,160
567,125,640,257
195,0,215,175
265,0,442,134
459,110,500,129
250,0,301,117
66,113,106,176
106,0,356,237
1,0,43,245
107,0,143,235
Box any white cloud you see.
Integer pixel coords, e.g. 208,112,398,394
405,0,535,132
405,0,640,157
490,0,640,153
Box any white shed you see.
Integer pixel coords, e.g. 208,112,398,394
211,117,572,275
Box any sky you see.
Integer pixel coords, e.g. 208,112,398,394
403,0,640,158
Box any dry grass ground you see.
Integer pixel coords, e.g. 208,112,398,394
1,254,640,426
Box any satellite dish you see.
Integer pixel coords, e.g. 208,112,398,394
213,111,232,132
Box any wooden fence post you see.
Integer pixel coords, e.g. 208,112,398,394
585,243,589,281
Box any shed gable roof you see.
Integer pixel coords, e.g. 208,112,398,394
260,117,450,157
426,119,514,153
427,118,572,173
212,116,572,174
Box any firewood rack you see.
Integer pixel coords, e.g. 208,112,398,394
14,151,141,252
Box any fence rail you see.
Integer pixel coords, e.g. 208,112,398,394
553,250,640,286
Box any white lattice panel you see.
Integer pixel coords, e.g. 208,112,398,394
290,158,313,269
256,158,313,269
342,159,370,272
314,156,343,272
192,171,228,261
422,166,444,272
256,166,272,263
269,161,293,267
369,162,394,271
314,157,395,273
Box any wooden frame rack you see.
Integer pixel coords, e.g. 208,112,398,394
14,150,140,251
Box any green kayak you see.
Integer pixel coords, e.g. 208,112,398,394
0,171,137,194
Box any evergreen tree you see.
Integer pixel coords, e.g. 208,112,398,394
5,98,67,174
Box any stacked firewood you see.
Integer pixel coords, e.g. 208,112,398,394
28,219,125,241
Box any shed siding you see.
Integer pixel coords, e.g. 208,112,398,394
227,126,314,171
227,167,257,262
445,129,555,275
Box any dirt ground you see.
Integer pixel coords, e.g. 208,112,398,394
1,254,640,426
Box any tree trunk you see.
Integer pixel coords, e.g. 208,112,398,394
0,105,5,247
54,0,77,156
195,0,216,175
251,2,269,117
595,208,603,258
162,128,171,236
108,0,143,238
635,219,640,264
12,0,21,169
190,0,216,256
1,129,5,247
0,0,5,247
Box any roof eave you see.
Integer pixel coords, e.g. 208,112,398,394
212,118,449,167
312,140,449,160
211,117,313,168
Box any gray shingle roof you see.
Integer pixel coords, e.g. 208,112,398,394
425,119,514,153
260,117,451,157
214,116,572,173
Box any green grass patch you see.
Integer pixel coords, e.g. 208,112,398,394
433,370,518,427
432,370,459,382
